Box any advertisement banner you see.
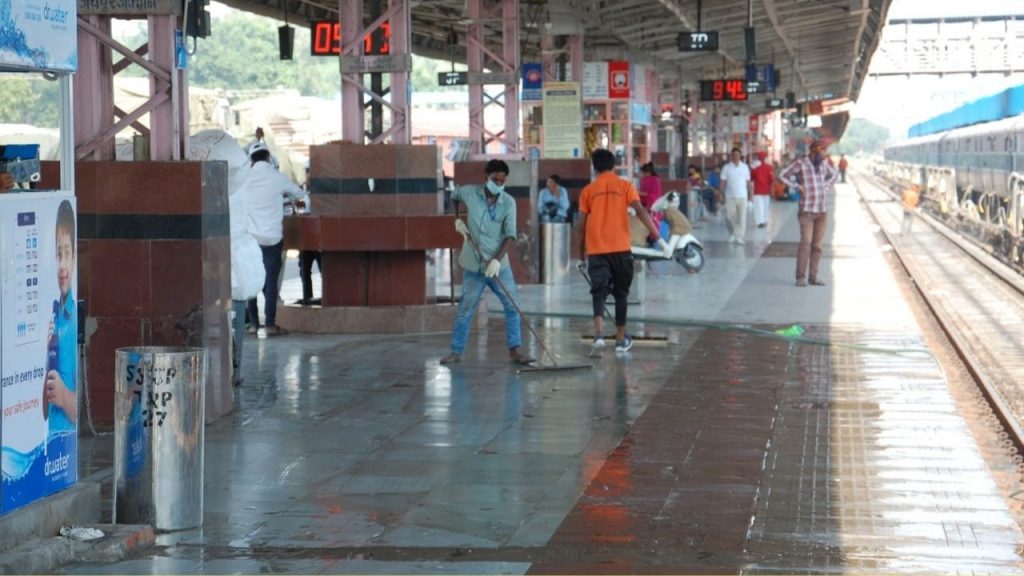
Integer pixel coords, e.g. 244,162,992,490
522,62,543,101
1,192,78,514
582,62,608,100
608,61,630,99
0,0,78,71
542,81,583,159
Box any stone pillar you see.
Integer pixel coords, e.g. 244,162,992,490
42,162,232,425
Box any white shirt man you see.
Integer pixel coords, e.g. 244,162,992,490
719,149,753,244
244,143,304,335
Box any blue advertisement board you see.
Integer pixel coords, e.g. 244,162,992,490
1,192,78,514
745,64,777,92
0,0,78,72
522,62,543,101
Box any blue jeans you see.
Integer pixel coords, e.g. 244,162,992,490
450,267,522,355
247,240,284,327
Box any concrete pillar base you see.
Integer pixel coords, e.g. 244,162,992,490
276,303,458,334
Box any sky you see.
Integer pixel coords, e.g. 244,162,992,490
853,0,1024,140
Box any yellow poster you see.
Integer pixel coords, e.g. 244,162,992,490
542,82,583,159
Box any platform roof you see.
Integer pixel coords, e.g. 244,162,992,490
219,0,893,105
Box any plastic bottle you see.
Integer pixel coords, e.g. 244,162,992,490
43,300,59,420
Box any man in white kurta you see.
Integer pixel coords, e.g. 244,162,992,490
719,148,753,245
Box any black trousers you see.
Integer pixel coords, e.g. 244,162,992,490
298,250,322,301
587,252,634,327
247,241,284,327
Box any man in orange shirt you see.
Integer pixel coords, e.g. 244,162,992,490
578,149,661,355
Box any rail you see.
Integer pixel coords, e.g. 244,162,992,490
852,169,1024,460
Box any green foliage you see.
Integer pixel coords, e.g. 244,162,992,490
186,12,340,97
173,9,464,97
411,58,468,93
0,74,60,127
836,117,890,155
0,6,469,131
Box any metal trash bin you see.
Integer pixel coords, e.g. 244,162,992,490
540,222,571,285
113,347,206,531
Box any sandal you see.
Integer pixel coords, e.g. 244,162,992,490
440,353,461,365
246,325,260,335
796,279,807,287
809,278,826,286
264,325,289,336
510,352,535,366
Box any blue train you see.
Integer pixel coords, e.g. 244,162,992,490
883,85,1024,264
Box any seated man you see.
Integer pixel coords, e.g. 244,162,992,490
627,192,700,260
628,191,695,259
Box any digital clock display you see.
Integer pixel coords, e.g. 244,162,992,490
700,79,748,102
310,20,391,56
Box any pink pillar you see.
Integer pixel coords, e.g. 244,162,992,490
147,15,183,160
501,0,519,154
568,34,583,82
74,15,115,161
340,0,365,143
388,0,411,144
467,0,519,155
467,0,484,154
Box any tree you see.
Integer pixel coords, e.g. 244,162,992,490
0,74,60,127
836,118,890,155
185,12,340,97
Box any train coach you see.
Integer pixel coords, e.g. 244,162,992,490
882,85,1024,268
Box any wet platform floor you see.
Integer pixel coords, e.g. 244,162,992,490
67,184,1024,574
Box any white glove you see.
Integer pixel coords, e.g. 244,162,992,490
454,219,469,238
657,238,671,258
485,258,501,278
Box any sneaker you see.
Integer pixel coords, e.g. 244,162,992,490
615,336,633,353
592,337,606,350
728,235,736,244
736,238,746,245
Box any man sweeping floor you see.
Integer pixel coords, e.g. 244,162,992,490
441,159,535,367
578,149,662,356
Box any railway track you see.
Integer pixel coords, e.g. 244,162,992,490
852,169,1024,458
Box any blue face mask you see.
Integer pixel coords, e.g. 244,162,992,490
485,178,505,196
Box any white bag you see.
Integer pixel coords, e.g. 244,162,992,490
231,235,265,301
189,130,265,301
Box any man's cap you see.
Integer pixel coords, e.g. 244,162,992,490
755,150,768,159
249,141,269,156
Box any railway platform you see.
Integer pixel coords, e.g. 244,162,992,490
63,182,1024,574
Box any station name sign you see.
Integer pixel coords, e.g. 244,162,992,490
437,71,468,86
78,0,180,15
677,30,719,52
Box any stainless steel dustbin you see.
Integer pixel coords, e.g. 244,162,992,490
113,347,206,531
540,222,571,285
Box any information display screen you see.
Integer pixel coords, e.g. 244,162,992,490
437,71,468,86
700,79,748,102
310,20,390,56
677,31,719,52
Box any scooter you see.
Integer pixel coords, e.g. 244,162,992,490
630,191,705,273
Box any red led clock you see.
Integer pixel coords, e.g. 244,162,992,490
310,21,391,56
699,79,748,102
